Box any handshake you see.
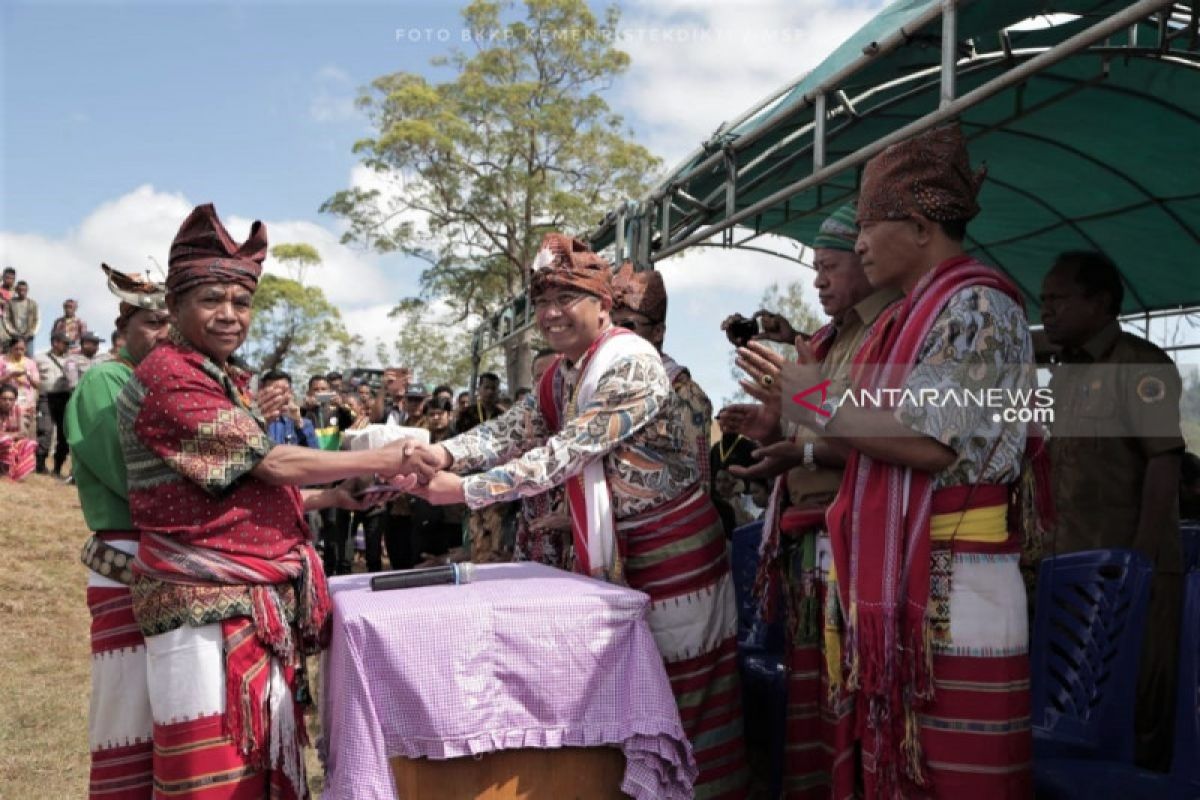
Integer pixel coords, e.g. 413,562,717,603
374,440,467,505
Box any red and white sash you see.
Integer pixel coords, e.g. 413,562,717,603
537,327,658,580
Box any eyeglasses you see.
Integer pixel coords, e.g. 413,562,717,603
533,291,591,311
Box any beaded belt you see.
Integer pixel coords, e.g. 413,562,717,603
80,535,135,585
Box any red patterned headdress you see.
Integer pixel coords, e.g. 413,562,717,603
167,203,268,295
857,124,986,224
529,233,613,301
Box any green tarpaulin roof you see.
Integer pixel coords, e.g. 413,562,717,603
592,0,1200,321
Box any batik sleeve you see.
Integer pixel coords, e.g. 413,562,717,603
133,366,273,495
443,393,549,473
459,352,670,509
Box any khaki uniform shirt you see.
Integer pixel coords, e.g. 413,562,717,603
1047,320,1185,569
787,289,901,507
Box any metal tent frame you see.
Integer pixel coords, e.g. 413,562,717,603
470,0,1200,372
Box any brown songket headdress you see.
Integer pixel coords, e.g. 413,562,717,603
857,124,986,224
167,203,268,295
610,262,667,323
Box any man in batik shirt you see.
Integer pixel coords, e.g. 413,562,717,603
414,233,749,800
610,262,715,492
739,126,1038,799
67,264,170,799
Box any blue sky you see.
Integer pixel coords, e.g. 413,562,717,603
2,0,886,402
3,2,461,234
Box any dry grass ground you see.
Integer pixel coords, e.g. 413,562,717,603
0,474,324,799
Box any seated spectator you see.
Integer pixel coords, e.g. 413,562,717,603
0,383,36,480
0,338,39,441
260,369,317,447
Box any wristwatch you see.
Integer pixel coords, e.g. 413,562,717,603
802,441,817,471
811,396,840,432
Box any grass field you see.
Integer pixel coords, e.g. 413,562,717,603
0,473,324,799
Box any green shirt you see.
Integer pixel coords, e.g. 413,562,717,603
65,350,135,532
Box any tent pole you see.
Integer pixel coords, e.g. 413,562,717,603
941,0,958,107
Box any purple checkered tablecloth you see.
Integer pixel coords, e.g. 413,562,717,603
318,562,696,800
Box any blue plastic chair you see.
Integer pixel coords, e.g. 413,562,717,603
1034,569,1200,799
730,520,787,798
1166,568,1200,796
1030,549,1154,762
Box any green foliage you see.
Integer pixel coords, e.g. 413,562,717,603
388,303,504,390
321,0,660,327
246,273,351,376
270,243,322,284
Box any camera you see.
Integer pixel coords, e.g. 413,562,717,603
314,391,337,405
726,316,760,346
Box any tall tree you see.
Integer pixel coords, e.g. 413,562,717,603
321,0,660,389
389,299,505,391
244,243,351,375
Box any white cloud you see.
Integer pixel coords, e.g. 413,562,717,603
310,64,360,124
0,185,422,362
615,0,885,170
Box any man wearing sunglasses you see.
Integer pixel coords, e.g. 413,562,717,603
410,233,749,798
611,263,715,494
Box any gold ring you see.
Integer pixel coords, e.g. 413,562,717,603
760,374,775,388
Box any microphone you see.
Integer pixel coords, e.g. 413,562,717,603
370,563,476,591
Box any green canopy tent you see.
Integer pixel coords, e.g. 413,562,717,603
470,0,1199,376
586,0,1200,324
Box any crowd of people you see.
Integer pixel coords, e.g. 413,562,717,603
0,267,115,481
31,123,1193,800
